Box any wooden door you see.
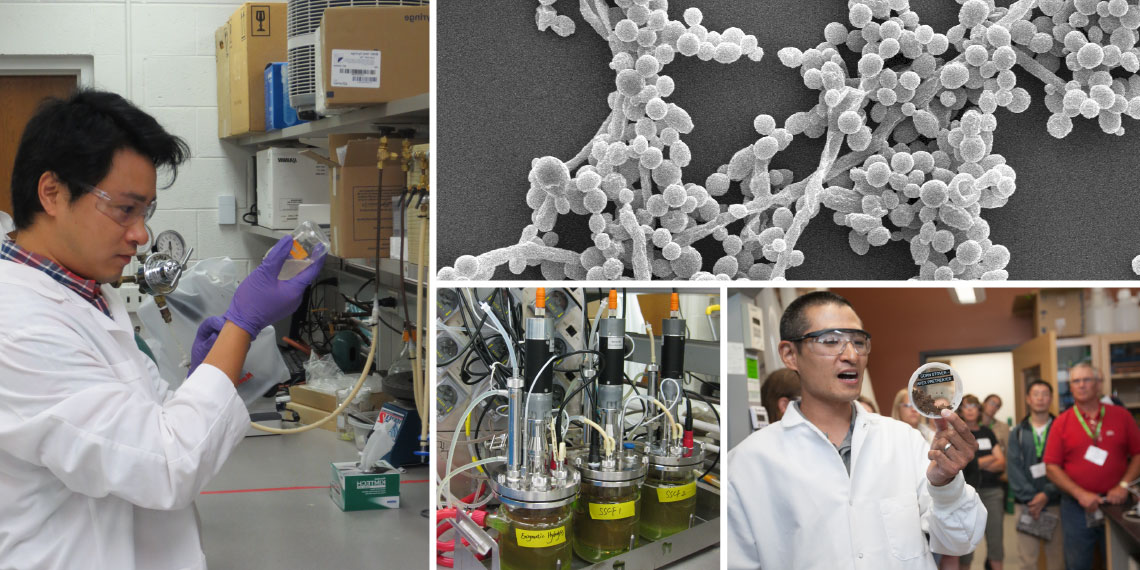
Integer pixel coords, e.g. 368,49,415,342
1011,331,1058,420
0,75,78,218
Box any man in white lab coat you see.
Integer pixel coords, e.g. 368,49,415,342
727,291,987,569
0,90,322,569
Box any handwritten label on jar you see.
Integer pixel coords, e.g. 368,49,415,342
589,501,635,520
656,482,697,503
515,526,567,548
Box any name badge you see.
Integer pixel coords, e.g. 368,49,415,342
977,438,992,451
1084,445,1108,466
1030,462,1047,479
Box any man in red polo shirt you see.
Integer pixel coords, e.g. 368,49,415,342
1044,363,1140,570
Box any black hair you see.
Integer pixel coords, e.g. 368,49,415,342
779,290,856,340
10,89,189,229
1026,379,1053,396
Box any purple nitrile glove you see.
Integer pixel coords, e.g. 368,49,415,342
223,235,325,337
188,316,226,375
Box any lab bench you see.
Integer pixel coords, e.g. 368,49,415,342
197,412,429,569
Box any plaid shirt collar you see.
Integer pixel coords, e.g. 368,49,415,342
0,239,113,319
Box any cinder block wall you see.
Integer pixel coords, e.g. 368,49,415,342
0,0,270,277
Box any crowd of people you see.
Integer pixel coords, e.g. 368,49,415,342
735,291,1140,570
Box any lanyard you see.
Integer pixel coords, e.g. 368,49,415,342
1032,422,1048,459
1074,405,1104,443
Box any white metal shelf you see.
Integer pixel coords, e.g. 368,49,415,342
227,93,429,147
239,222,422,284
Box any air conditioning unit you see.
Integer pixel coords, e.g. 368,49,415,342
286,0,428,120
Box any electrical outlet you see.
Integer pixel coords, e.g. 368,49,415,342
117,283,147,313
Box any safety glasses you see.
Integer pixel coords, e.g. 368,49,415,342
79,183,157,227
785,328,872,356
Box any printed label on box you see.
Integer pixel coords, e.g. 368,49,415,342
280,198,303,221
251,5,271,36
350,185,380,242
331,49,381,88
515,526,566,548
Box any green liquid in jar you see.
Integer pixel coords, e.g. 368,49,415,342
638,472,696,541
498,505,573,570
572,481,640,562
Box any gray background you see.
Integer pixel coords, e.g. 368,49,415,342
438,0,1140,280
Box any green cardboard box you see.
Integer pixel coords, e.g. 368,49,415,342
330,462,400,511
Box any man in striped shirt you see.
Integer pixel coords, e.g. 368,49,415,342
0,89,320,569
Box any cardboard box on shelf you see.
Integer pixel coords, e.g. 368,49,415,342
288,384,393,412
389,196,427,263
283,401,336,432
254,147,329,230
314,6,428,115
299,134,417,259
215,24,231,136
1035,289,1085,338
264,62,307,131
215,3,287,138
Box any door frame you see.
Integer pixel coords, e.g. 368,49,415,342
919,345,1019,364
0,55,94,87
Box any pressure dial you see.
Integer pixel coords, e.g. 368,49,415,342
154,230,186,260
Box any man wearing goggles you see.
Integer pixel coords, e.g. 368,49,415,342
0,89,321,569
728,291,985,569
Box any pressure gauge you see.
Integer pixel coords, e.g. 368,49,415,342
437,288,460,322
437,331,460,361
437,382,458,418
536,289,570,321
484,334,509,364
551,383,566,409
155,230,186,259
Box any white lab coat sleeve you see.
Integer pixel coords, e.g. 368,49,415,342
726,446,764,570
142,353,177,404
0,325,248,511
913,430,987,555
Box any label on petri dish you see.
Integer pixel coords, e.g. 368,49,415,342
909,362,963,419
657,481,697,503
915,369,953,386
589,501,636,520
515,526,567,548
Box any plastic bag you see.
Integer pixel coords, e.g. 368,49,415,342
305,352,384,395
304,352,343,392
137,256,288,405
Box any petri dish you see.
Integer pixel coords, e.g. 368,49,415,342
908,362,963,419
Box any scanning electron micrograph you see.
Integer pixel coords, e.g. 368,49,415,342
438,0,1140,281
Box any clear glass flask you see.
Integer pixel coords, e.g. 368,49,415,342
278,220,330,280
487,503,574,570
638,468,697,540
572,479,640,562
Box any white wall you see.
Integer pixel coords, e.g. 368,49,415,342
940,352,1017,428
0,0,266,277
